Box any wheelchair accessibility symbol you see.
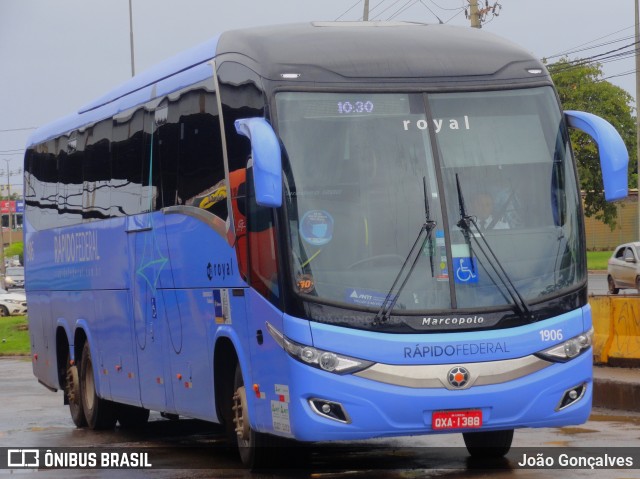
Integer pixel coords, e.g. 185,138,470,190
454,257,478,284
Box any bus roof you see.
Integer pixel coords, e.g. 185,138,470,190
27,22,547,147
217,22,543,82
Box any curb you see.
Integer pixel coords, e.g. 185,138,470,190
592,366,640,413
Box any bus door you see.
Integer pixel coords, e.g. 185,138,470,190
126,213,174,412
240,165,288,431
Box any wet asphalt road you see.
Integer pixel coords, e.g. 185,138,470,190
1,358,640,478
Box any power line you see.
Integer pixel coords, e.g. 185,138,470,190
427,0,465,11
369,0,391,17
444,7,465,23
599,70,637,82
547,41,638,73
419,0,445,23
0,127,37,133
335,0,361,20
387,0,418,20
548,25,635,60
546,35,636,61
371,0,406,20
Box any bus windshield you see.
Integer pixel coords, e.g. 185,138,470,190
276,87,584,314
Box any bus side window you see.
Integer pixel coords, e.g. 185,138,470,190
246,166,279,303
227,165,279,302
174,80,227,220
83,119,112,221
217,61,268,285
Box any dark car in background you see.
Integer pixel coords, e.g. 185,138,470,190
607,242,640,294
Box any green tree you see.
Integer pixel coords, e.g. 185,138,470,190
4,242,23,265
547,58,636,228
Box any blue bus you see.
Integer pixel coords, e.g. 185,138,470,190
24,22,628,468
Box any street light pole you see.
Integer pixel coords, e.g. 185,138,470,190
3,160,10,231
635,0,640,238
129,0,136,77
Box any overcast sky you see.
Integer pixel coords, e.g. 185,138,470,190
1,0,636,188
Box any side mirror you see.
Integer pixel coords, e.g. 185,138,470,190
234,118,282,208
564,110,628,201
625,256,636,264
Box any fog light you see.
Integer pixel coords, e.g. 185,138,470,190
556,383,587,411
309,398,351,424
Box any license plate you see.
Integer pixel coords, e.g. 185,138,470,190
432,409,482,430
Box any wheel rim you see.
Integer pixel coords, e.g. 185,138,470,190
83,359,95,411
66,364,80,405
232,385,251,445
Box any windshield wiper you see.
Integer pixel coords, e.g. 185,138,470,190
455,174,533,322
374,177,436,326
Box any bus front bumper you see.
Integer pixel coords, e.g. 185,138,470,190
280,350,591,442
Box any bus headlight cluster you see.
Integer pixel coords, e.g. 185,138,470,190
283,337,373,374
265,322,372,375
536,328,593,362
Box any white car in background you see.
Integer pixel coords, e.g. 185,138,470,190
0,289,27,316
4,266,24,289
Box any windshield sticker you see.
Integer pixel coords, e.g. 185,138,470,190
436,230,448,281
300,210,334,246
454,257,478,284
402,115,470,133
345,288,390,307
296,274,315,294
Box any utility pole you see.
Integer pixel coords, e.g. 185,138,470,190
636,0,640,239
363,0,370,21
3,160,11,231
468,0,481,28
129,0,136,77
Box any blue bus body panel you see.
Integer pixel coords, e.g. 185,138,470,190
284,349,591,441
307,307,586,365
26,208,249,418
254,305,593,441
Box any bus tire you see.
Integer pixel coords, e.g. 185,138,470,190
463,429,513,458
231,363,295,470
65,354,87,428
80,342,117,430
117,404,150,429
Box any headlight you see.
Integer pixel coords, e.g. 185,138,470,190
266,322,373,375
4,299,22,304
536,328,593,362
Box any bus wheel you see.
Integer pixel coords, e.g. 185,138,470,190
65,355,87,427
462,429,513,458
231,364,292,470
79,342,117,430
117,404,150,429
